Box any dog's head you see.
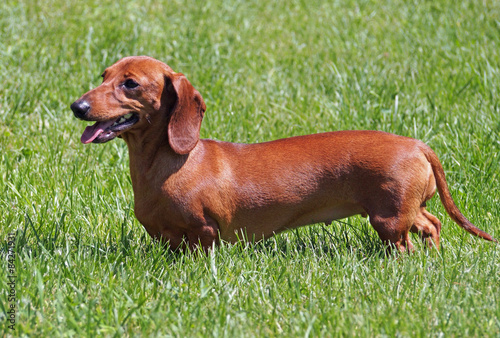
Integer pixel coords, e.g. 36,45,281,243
71,56,206,154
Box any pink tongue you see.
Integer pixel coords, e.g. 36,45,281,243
81,120,116,144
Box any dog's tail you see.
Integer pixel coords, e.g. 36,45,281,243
422,145,496,242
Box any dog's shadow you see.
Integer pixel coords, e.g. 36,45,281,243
6,214,396,267
249,219,388,260
138,218,391,264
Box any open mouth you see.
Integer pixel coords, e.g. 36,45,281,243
80,113,139,144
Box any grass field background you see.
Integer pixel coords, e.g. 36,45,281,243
1,0,499,336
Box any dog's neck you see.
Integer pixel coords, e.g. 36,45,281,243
122,125,192,189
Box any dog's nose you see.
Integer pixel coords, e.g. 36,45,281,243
71,100,91,119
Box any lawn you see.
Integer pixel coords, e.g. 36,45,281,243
1,0,499,336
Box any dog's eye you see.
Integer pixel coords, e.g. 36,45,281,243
123,79,140,89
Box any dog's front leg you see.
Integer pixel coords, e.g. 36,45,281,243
186,214,220,251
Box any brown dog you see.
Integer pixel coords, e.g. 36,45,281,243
71,56,496,252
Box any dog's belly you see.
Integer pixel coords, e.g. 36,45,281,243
221,201,365,242
290,202,366,228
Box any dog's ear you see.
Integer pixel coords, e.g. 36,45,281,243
165,73,206,155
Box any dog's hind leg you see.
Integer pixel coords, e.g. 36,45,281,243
368,213,416,253
410,208,442,249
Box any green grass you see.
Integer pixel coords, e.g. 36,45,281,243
1,0,500,336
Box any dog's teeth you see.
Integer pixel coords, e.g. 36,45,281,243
124,113,133,119
119,117,126,123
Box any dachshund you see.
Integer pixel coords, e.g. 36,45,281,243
71,56,496,252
